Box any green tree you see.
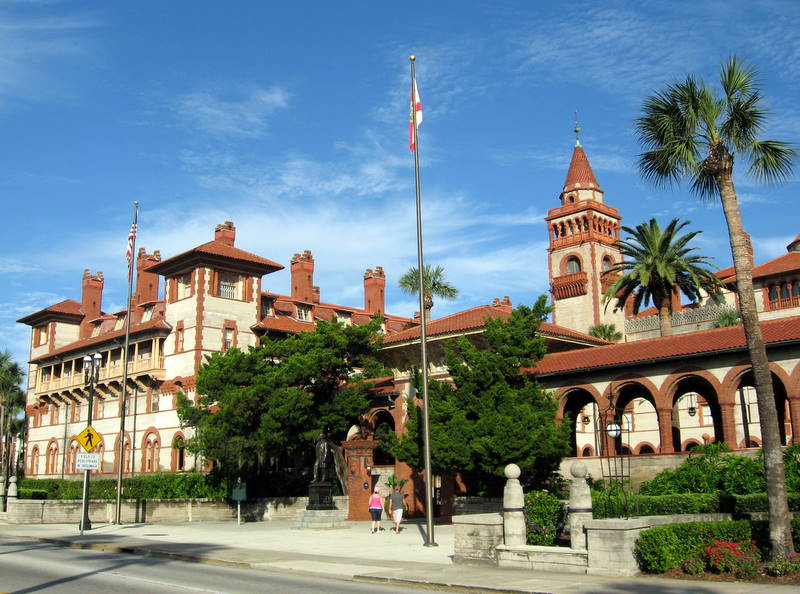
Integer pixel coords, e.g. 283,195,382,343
636,57,796,556
177,318,383,482
0,351,25,480
603,218,723,337
391,297,571,495
714,306,742,328
398,264,458,322
588,323,623,342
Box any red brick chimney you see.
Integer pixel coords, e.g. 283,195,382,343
364,266,385,315
291,250,315,303
79,269,104,339
135,248,162,307
215,221,236,246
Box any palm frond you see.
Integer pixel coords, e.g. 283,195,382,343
746,139,797,184
689,162,720,200
720,56,756,103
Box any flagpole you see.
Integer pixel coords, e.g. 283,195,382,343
410,55,437,547
115,201,138,524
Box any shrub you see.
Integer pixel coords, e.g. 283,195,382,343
524,490,566,546
18,488,48,500
18,473,226,500
765,553,800,577
593,492,720,519
704,540,760,577
636,520,752,573
682,556,705,575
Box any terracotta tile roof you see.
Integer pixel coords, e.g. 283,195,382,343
17,299,83,325
30,318,172,363
563,145,600,190
532,316,800,376
254,315,316,334
723,252,800,284
148,239,284,276
381,304,606,346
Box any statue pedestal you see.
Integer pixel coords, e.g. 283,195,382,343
307,481,335,510
294,508,344,529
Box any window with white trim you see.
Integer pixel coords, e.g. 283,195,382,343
217,272,240,299
297,305,311,322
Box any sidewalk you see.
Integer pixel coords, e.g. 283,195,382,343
1,519,795,593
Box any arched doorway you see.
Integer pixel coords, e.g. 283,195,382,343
735,372,792,446
560,389,600,457
608,382,659,456
372,410,396,466
671,376,722,452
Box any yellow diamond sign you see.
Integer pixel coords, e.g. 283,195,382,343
77,425,100,452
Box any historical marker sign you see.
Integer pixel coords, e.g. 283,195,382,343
77,425,100,452
76,452,100,471
231,482,247,502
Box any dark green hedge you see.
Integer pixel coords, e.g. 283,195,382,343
636,519,800,573
17,488,48,500
19,473,226,500
593,492,800,519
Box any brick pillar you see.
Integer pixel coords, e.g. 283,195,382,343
719,402,738,449
788,397,800,445
343,440,377,521
657,408,674,454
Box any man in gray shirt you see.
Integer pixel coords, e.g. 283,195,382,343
388,487,405,533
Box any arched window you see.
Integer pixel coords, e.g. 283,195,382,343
602,257,613,272
566,257,581,274
793,281,800,297
93,444,104,475
142,433,160,473
30,446,40,475
769,285,778,301
69,440,80,474
46,442,59,474
780,283,790,299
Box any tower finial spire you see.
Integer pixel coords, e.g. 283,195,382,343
573,110,581,147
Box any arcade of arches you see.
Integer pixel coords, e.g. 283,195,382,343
556,366,799,458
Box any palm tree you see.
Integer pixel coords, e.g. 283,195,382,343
0,351,25,481
603,218,723,337
636,57,796,556
398,264,458,322
713,306,742,328
588,323,623,342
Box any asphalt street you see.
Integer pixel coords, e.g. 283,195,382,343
0,536,428,594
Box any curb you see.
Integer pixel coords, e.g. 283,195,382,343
354,574,550,593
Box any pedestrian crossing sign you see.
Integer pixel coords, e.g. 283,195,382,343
77,425,100,452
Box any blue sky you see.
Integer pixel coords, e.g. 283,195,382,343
2,0,799,371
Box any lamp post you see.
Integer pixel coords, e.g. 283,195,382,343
79,352,101,533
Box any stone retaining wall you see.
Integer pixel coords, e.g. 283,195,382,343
452,512,504,564
4,496,349,524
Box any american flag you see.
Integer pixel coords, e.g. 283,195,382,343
125,223,137,269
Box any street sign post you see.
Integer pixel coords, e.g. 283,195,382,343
232,481,246,525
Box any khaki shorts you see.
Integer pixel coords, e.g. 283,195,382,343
392,509,403,523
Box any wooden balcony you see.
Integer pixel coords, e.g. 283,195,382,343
36,355,165,397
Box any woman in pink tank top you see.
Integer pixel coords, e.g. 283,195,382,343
368,487,383,533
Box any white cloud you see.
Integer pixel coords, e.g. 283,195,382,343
0,9,96,106
174,85,289,137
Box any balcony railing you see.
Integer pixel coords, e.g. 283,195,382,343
36,355,165,395
551,272,588,300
